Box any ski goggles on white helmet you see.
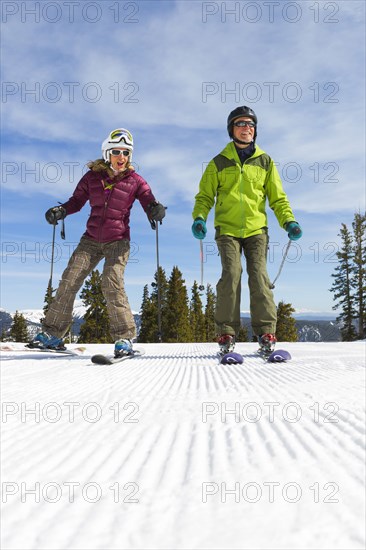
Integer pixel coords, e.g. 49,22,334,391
102,128,134,162
109,128,133,146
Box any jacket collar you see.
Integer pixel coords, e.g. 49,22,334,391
104,167,133,182
220,141,265,164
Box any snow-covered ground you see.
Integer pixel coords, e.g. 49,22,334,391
1,342,365,550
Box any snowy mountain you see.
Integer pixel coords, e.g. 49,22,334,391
240,317,341,342
297,320,341,342
2,302,87,339
298,323,322,342
0,309,12,335
1,302,141,339
2,307,339,342
1,341,365,549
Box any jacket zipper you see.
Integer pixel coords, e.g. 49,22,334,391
98,171,130,241
240,159,248,239
98,179,115,242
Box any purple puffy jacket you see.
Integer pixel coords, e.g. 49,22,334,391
61,165,156,243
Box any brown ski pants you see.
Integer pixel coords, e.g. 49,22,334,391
43,236,136,341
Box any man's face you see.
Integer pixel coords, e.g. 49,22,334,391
232,117,256,147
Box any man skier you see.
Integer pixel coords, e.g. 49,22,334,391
191,106,302,355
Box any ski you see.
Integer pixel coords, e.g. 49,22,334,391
0,344,86,357
218,348,291,364
91,348,145,365
219,351,244,364
266,349,291,362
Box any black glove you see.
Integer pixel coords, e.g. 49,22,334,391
148,201,166,222
45,206,66,225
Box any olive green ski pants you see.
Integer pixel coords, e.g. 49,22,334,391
215,233,277,337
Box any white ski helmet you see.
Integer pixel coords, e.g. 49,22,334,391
102,128,134,163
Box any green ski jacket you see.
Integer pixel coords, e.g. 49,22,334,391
192,142,295,238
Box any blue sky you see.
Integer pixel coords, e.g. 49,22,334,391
1,0,365,316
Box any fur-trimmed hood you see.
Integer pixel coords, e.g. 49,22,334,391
87,158,134,178
61,163,155,243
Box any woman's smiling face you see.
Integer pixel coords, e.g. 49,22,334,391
109,148,130,171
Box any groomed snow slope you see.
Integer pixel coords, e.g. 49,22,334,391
1,342,365,550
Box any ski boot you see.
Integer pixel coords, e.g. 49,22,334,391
218,334,235,356
114,339,133,358
28,331,66,351
258,333,277,356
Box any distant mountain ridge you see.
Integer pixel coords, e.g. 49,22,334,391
239,317,341,342
1,307,341,342
0,303,141,341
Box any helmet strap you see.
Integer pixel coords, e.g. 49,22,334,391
233,136,253,145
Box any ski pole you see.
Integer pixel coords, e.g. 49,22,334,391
199,240,205,292
148,205,167,342
194,221,205,293
270,239,291,289
270,224,302,289
155,221,162,342
48,221,57,293
149,217,162,342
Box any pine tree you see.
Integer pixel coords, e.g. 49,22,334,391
351,212,366,339
138,285,157,343
163,266,192,342
237,323,249,342
189,281,206,342
138,268,169,343
78,270,112,343
40,281,55,324
10,311,29,342
204,284,216,342
330,224,357,341
276,301,298,342
152,267,169,342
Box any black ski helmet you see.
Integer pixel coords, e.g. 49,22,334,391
227,106,258,141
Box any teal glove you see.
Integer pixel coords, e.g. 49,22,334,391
286,221,302,241
192,218,207,240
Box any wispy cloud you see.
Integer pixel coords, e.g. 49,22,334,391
1,0,365,312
